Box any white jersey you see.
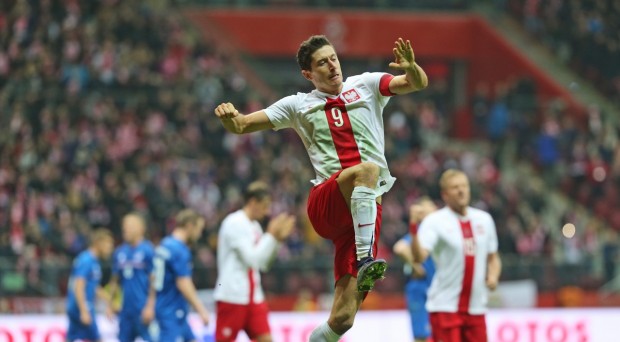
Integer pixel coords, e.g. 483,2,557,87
213,210,279,305
264,72,396,195
418,206,498,314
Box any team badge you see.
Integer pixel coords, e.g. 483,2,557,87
342,89,360,103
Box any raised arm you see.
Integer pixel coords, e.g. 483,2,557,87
214,103,274,134
388,38,428,95
231,213,295,270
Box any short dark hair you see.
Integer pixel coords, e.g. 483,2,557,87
175,209,203,228
243,181,270,204
296,35,333,71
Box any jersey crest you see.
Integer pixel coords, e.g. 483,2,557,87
342,89,360,103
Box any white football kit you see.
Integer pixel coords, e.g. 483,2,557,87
264,72,396,195
213,210,279,305
418,206,499,314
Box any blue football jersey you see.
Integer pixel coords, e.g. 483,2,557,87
67,250,101,317
112,240,154,315
153,236,192,319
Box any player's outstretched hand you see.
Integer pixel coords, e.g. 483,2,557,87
389,38,416,71
267,213,296,242
214,102,240,120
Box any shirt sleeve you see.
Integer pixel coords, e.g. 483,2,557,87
360,72,396,98
170,246,192,278
263,94,298,131
418,217,440,252
145,244,154,274
73,255,91,279
487,215,499,254
111,249,120,277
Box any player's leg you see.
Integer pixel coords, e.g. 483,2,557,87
462,314,487,342
246,302,272,342
336,162,387,291
405,284,431,342
309,274,363,341
215,301,247,342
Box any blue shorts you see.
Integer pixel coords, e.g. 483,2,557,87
405,282,431,339
67,311,100,342
154,316,195,342
118,313,152,342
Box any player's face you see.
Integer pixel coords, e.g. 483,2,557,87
188,218,206,244
253,197,272,221
122,215,144,244
304,45,343,94
98,237,115,259
441,174,471,212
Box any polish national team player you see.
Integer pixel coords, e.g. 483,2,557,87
215,35,428,341
214,181,295,342
411,169,502,342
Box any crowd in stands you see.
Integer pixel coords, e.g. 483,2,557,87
0,0,618,299
505,0,620,106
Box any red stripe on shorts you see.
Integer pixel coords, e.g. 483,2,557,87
324,97,362,168
458,220,475,313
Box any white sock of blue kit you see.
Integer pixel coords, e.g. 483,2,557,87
351,186,377,260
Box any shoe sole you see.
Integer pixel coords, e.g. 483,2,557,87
357,259,388,292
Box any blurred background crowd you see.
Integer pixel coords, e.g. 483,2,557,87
0,0,619,310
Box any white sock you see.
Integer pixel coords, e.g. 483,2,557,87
309,322,342,342
351,186,376,260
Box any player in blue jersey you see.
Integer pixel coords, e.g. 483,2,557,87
66,229,114,342
107,213,155,342
152,209,210,342
393,198,436,342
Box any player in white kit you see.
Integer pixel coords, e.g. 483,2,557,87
214,181,294,342
411,169,502,342
214,35,428,341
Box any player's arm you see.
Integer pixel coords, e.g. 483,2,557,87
73,277,92,324
388,38,428,95
486,252,502,290
141,274,156,324
393,238,426,277
410,228,430,264
176,276,210,324
214,103,274,134
232,213,295,270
